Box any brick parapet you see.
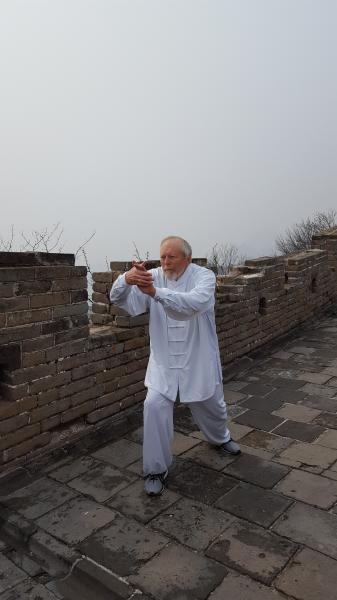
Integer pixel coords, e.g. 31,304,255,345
0,235,336,469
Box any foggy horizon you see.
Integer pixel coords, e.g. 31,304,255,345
1,1,336,271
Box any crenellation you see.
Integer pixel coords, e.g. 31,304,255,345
0,234,336,468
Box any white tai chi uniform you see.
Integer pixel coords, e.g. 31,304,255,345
110,263,231,475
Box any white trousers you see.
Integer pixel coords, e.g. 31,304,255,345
143,384,231,475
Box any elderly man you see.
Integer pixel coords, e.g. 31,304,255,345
110,236,240,496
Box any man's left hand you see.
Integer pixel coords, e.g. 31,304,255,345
138,284,156,297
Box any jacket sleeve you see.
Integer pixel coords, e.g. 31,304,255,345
110,273,150,316
153,269,216,320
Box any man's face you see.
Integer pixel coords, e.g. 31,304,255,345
160,240,191,280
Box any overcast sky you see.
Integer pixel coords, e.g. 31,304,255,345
1,0,336,270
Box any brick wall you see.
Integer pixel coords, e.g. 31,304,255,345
0,233,336,469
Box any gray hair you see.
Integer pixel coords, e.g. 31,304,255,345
160,236,192,258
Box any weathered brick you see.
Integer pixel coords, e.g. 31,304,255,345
90,313,113,325
54,325,89,345
0,423,40,451
92,272,114,283
58,376,96,399
1,383,29,401
36,388,60,406
71,360,105,381
45,338,87,361
71,290,88,303
0,267,35,282
30,291,70,308
93,282,110,294
0,313,5,327
22,350,46,367
92,302,108,314
1,432,51,463
30,398,71,423
0,283,16,297
4,363,57,386
41,414,61,431
0,397,37,421
124,336,148,351
7,310,51,333
86,403,120,424
61,400,96,423
96,365,127,383
35,266,70,279
0,323,41,345
41,317,72,335
30,371,71,394
92,291,109,304
16,280,52,295
53,302,88,319
0,296,29,312
70,384,104,407
0,412,30,435
52,277,87,292
117,369,146,389
22,334,54,352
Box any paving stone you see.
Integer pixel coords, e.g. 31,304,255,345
314,428,337,449
278,441,337,469
169,463,237,504
240,430,293,453
127,426,144,443
173,406,198,433
0,579,60,599
181,442,238,470
238,444,274,461
275,547,337,600
226,422,253,440
275,468,337,509
323,468,337,481
91,438,142,468
130,543,227,600
267,377,306,390
215,481,292,527
36,496,116,544
206,517,297,584
0,477,78,520
79,514,168,576
223,390,247,404
224,453,289,489
241,395,284,412
272,350,294,360
296,371,333,384
6,549,43,577
150,497,235,550
172,432,201,455
272,420,324,442
227,405,246,419
126,458,143,476
223,380,248,391
48,455,101,483
300,383,337,397
68,461,136,502
265,388,307,404
0,554,27,594
328,377,337,387
273,402,321,423
234,409,284,431
273,501,337,559
287,346,316,355
107,479,181,524
239,382,274,396
300,394,337,412
209,569,287,600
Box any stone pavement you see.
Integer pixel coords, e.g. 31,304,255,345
1,311,337,599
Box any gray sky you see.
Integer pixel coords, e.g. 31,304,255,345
1,0,336,270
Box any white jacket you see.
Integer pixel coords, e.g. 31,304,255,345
110,263,222,402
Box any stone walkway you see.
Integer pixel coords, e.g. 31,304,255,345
1,312,337,599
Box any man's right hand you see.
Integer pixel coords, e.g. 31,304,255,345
125,261,154,287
